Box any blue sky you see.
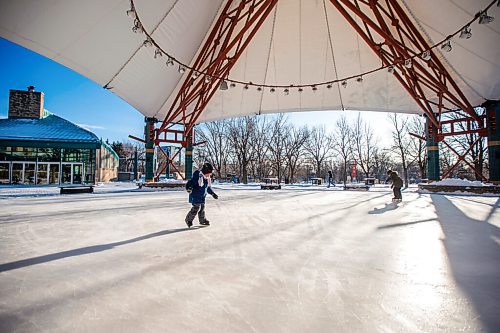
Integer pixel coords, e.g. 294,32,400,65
0,37,144,143
0,37,396,146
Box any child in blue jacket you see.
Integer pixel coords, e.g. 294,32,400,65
185,162,218,227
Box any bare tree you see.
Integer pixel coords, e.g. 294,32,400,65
372,147,392,180
304,126,333,178
196,120,230,179
266,114,289,182
388,113,412,187
407,115,427,179
284,125,309,183
249,115,272,181
332,115,352,187
228,116,257,184
352,113,376,178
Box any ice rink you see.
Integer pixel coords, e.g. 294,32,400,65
1,184,499,332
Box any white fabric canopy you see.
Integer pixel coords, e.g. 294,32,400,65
0,0,498,123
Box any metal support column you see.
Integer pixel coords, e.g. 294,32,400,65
144,117,155,182
426,115,440,181
134,149,138,181
484,100,500,183
185,132,193,180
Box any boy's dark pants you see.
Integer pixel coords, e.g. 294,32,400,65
186,203,206,223
393,187,402,200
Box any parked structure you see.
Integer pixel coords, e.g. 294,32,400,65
0,87,118,185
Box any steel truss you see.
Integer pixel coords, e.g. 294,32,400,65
328,0,482,131
156,0,278,135
154,0,278,180
152,0,488,180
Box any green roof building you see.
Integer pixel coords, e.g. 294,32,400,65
0,87,118,185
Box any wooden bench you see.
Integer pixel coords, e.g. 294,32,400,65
60,185,94,194
344,184,370,191
137,182,186,189
261,178,281,190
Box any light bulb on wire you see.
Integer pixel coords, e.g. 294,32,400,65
126,9,136,19
459,26,472,39
441,40,452,52
478,11,494,24
165,57,174,67
421,50,431,61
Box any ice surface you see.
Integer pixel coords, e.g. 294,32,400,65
0,183,498,332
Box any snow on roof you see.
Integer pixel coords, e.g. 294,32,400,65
0,113,100,145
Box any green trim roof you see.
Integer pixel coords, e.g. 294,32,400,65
0,113,101,149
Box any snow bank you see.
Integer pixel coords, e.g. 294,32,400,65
430,178,489,187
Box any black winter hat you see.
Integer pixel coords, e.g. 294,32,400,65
201,162,213,174
387,170,393,175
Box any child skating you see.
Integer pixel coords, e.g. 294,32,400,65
185,162,218,227
387,170,403,202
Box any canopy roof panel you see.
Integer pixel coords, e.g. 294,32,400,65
0,0,498,124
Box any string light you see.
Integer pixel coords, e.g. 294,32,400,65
126,0,495,92
478,11,495,24
165,57,174,67
132,20,143,34
441,40,452,52
270,87,276,93
220,80,228,90
126,9,136,19
459,26,472,39
143,38,153,48
421,50,431,61
404,58,412,69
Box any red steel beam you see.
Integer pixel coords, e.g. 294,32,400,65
329,0,481,130
157,0,278,142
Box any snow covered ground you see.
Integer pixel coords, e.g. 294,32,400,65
0,183,499,332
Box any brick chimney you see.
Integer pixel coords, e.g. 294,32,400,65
8,86,45,119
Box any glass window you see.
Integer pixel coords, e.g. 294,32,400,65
73,164,83,184
12,163,23,184
38,148,61,162
61,164,72,184
62,149,83,162
11,147,36,161
37,163,48,185
49,163,60,184
0,162,10,184
0,146,11,161
24,163,35,184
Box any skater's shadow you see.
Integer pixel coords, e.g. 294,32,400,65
368,202,399,214
0,227,199,273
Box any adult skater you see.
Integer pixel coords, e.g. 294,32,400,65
185,162,218,227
